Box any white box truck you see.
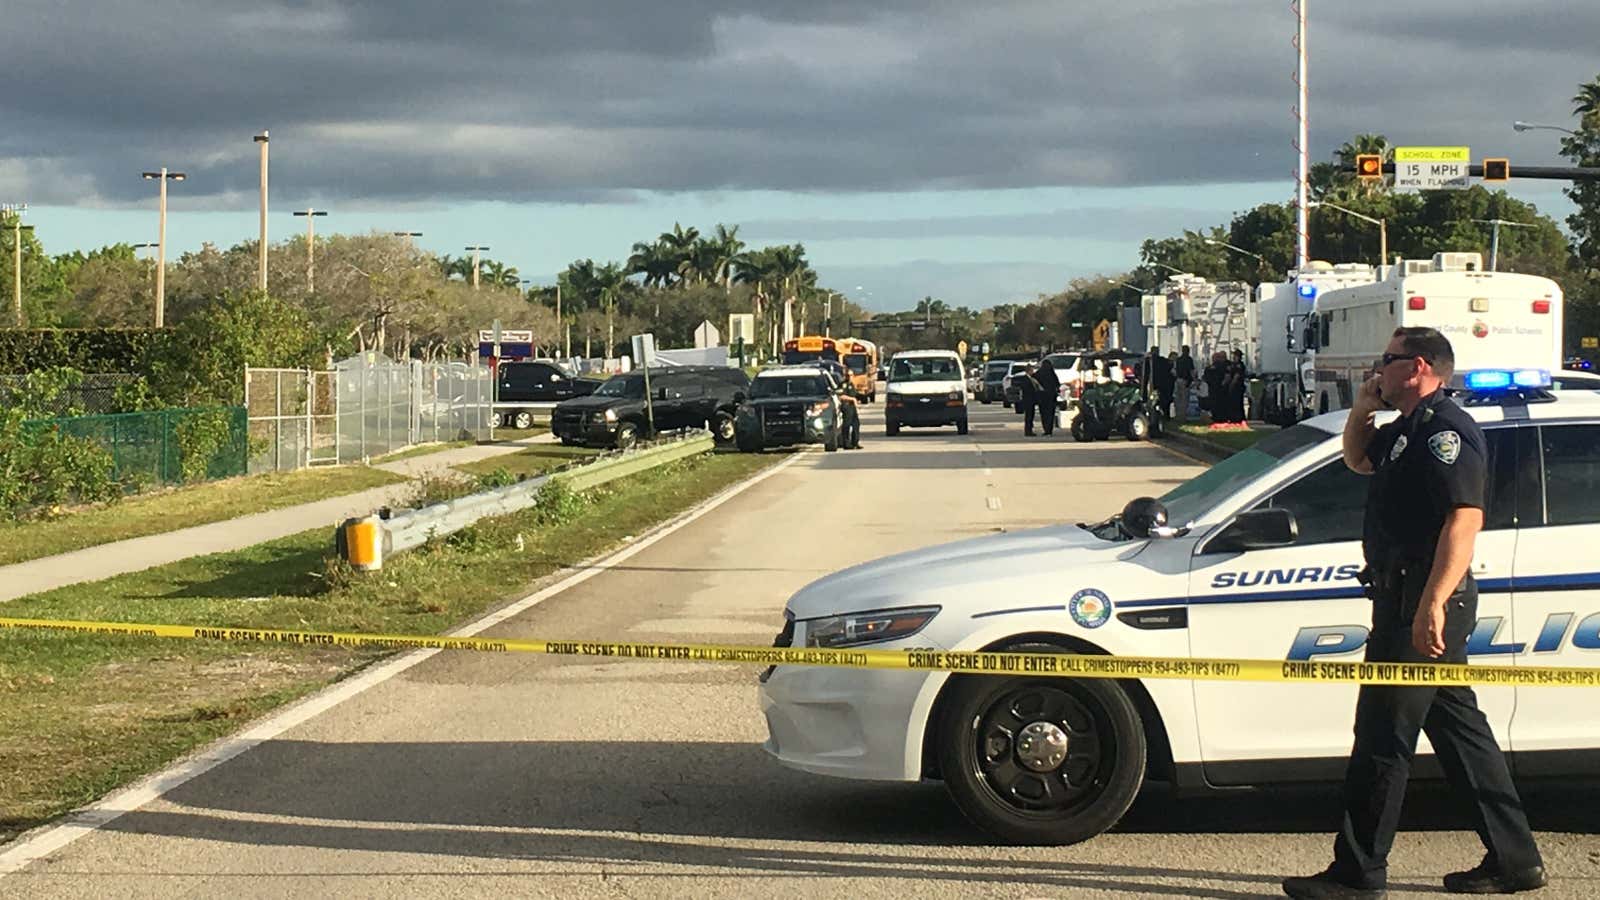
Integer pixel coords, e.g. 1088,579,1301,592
1256,261,1379,425
1304,252,1563,414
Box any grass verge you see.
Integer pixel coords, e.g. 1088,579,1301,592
372,440,476,463
0,448,782,844
452,444,598,480
0,467,408,568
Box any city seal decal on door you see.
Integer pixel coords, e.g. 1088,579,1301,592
1069,589,1112,629
1429,430,1461,465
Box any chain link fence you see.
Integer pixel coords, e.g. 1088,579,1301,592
22,407,248,490
0,373,143,416
246,355,492,474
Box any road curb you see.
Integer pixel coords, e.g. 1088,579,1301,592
1153,428,1236,463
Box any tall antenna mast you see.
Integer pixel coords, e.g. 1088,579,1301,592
1292,0,1309,271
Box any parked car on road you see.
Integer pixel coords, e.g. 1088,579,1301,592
551,366,749,450
735,366,856,452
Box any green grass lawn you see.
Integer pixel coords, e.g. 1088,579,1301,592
0,466,408,567
0,449,779,843
452,444,598,480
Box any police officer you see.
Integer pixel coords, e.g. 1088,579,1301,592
1283,327,1545,899
1018,362,1041,437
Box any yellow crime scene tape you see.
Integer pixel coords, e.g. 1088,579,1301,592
3,616,1600,689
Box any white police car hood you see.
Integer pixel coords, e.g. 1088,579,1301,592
785,524,1138,619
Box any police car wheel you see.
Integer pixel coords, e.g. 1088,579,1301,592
937,656,1146,845
513,411,534,430
712,411,737,444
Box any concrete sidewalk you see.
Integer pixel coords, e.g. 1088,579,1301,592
0,436,550,603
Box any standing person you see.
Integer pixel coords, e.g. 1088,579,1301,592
1174,345,1196,421
1202,352,1227,421
1034,358,1060,436
1282,327,1545,900
1018,362,1040,437
1151,348,1176,419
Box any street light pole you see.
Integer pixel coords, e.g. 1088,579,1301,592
1512,121,1579,137
4,205,34,329
254,132,269,292
141,168,186,327
293,209,328,292
391,231,422,248
464,245,489,290
1306,201,1387,270
1467,218,1537,271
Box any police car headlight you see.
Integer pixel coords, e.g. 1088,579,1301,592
803,606,940,648
603,408,618,422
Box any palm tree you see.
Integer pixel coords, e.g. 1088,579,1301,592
482,259,520,288
592,262,629,357
658,223,701,287
1574,77,1600,116
709,224,745,292
626,240,676,288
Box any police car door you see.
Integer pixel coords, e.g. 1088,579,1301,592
1185,434,1518,782
1508,422,1600,766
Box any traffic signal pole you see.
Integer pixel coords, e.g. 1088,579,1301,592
1345,162,1600,181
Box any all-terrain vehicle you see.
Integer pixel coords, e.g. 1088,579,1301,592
1069,351,1163,442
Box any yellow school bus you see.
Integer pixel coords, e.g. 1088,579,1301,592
782,335,840,365
835,338,878,403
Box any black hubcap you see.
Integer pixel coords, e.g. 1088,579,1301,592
971,683,1110,815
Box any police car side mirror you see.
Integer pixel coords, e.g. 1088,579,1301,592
1207,507,1299,553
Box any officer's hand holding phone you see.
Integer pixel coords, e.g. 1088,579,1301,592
1354,375,1387,413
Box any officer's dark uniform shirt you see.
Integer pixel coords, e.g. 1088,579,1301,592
1361,388,1486,570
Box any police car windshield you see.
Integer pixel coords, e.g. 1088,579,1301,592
750,376,829,398
1159,423,1330,525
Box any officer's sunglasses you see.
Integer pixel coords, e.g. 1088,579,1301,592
1379,352,1422,368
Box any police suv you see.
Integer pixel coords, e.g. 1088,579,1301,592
760,368,1600,845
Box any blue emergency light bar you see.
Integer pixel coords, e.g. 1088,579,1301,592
1297,283,1318,300
1463,369,1552,391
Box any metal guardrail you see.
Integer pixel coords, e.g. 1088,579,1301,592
377,432,715,556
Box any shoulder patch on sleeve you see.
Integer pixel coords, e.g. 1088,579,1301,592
1428,430,1461,465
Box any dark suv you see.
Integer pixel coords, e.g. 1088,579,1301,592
736,367,858,453
493,361,598,429
550,366,750,450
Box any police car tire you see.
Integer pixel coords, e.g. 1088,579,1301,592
560,435,580,447
824,431,839,452
937,658,1146,846
886,420,900,436
957,418,969,435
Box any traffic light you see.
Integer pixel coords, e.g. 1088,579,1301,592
1482,158,1510,182
1355,154,1383,181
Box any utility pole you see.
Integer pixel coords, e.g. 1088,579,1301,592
1292,0,1309,272
293,209,328,292
556,282,566,357
392,231,422,248
254,132,269,292
465,245,489,290
4,204,34,328
141,169,186,327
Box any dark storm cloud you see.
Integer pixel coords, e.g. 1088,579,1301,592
1,0,1594,206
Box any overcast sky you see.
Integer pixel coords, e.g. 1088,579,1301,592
3,1,1593,310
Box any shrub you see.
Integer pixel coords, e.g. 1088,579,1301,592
0,408,120,518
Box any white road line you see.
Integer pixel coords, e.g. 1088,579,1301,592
0,451,805,877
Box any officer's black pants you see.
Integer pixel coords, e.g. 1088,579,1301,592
1036,399,1056,435
1023,398,1037,435
1331,570,1542,888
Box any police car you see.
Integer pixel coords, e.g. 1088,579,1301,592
760,369,1600,845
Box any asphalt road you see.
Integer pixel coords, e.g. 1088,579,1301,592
7,402,1598,898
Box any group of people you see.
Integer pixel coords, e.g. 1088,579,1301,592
1013,359,1060,437
1140,345,1249,425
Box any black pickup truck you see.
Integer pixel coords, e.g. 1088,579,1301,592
550,366,750,450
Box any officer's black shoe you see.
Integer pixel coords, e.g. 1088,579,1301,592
1282,869,1386,900
1442,858,1547,894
